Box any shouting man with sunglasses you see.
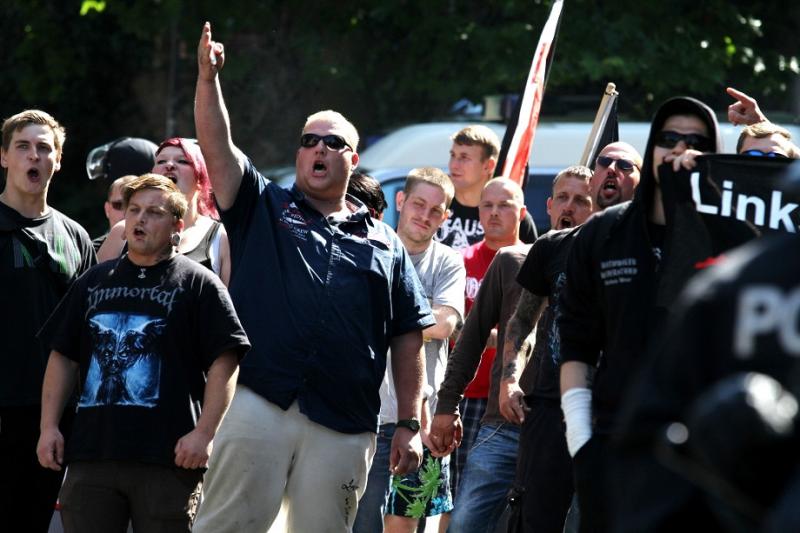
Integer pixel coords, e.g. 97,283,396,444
558,97,721,533
191,23,435,533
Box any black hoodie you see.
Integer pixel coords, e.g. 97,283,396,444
557,97,721,435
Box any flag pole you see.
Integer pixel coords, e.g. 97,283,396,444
580,82,619,166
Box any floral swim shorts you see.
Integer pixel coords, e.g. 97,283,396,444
386,447,454,518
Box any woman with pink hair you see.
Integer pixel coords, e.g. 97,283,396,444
97,138,231,285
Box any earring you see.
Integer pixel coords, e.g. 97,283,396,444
170,233,181,248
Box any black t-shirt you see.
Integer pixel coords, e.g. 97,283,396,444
43,254,250,468
434,198,538,251
516,229,574,400
0,202,96,405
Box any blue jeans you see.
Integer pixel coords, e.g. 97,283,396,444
353,424,394,533
451,397,488,500
448,422,520,533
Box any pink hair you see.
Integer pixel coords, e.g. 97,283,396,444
156,137,218,219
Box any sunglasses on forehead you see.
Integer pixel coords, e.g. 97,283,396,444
741,149,788,159
654,131,713,153
300,133,352,151
596,155,638,172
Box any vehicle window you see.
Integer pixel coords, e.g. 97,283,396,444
379,177,406,229
524,171,557,234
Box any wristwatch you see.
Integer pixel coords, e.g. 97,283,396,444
396,418,421,432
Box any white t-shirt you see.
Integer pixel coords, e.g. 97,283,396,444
379,240,466,424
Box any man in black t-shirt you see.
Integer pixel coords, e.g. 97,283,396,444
0,109,96,532
37,175,249,532
435,125,537,250
501,143,643,533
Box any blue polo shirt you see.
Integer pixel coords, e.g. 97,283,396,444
222,160,435,433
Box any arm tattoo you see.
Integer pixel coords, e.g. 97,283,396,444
503,290,547,379
506,290,546,349
502,358,520,380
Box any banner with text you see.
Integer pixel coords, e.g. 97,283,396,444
657,154,795,307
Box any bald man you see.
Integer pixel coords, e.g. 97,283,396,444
430,178,529,531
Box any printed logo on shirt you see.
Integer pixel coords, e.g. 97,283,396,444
465,275,482,302
279,202,310,241
548,272,567,365
86,284,184,316
436,217,483,251
600,257,638,286
8,231,80,277
81,313,165,408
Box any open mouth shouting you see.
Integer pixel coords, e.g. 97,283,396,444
557,215,574,229
162,172,178,184
312,159,327,177
27,167,41,182
597,177,621,206
602,178,618,195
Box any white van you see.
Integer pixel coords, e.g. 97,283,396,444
358,120,798,170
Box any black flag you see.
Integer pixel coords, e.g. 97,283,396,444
589,97,619,170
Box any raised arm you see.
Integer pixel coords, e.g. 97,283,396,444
389,330,425,475
37,351,79,471
195,22,245,211
174,351,239,469
499,289,547,424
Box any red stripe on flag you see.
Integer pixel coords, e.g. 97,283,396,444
502,0,563,185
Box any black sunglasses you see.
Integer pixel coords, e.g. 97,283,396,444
110,200,124,211
654,130,713,152
741,149,788,159
300,133,352,151
596,155,638,172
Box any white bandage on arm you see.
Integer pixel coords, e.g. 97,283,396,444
561,387,593,457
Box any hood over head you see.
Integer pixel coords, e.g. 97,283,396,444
638,97,722,207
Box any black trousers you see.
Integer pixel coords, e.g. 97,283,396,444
572,434,609,533
0,405,73,533
507,398,574,533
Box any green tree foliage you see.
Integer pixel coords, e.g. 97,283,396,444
1,0,796,235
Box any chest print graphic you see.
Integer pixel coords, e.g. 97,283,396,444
600,257,638,286
81,313,166,408
279,202,310,241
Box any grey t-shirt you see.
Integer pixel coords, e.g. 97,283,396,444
379,241,465,423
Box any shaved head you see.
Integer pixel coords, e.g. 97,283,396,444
590,142,643,210
598,141,642,168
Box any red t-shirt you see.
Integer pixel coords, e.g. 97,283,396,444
461,240,498,398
